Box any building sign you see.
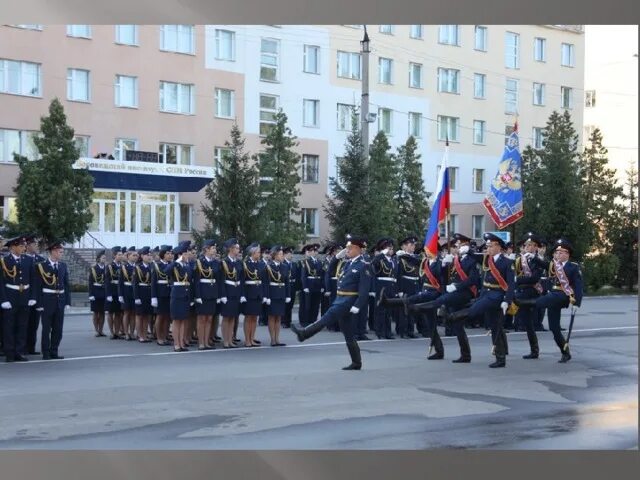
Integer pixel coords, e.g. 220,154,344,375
73,157,215,192
125,150,160,163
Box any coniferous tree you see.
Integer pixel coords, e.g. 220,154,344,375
610,163,638,291
200,123,261,245
11,98,94,245
365,131,399,242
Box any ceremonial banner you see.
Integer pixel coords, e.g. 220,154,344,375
423,141,450,256
483,123,523,229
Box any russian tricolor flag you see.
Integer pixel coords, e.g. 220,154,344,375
423,141,450,256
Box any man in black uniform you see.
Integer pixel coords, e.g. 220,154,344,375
394,235,421,339
24,234,45,355
300,243,324,327
282,246,296,328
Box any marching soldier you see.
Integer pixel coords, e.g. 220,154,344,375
151,245,173,346
371,238,398,339
88,249,107,337
282,246,296,328
119,246,138,340
34,240,71,360
264,245,291,346
300,243,324,327
24,234,45,354
219,238,242,348
242,242,265,347
0,236,35,362
194,239,221,350
105,246,124,339
292,236,371,370
165,244,194,352
133,247,153,343
394,235,421,339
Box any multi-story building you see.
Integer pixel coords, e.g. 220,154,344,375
0,24,585,247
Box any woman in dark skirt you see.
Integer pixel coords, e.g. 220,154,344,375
151,245,173,346
133,247,154,343
194,239,221,350
264,245,291,346
241,243,265,347
165,244,194,352
88,250,107,337
105,246,124,339
119,247,138,340
219,238,242,348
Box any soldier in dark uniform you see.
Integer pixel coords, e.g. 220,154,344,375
24,234,45,353
105,246,124,339
119,246,138,340
194,239,221,350
148,246,160,338
292,236,371,370
534,239,549,332
322,243,342,332
165,244,193,352
241,242,265,347
282,246,296,328
88,249,107,337
258,245,271,327
300,243,324,327
395,235,422,339
366,245,377,333
0,236,35,362
264,245,290,346
133,247,153,343
33,240,71,360
151,245,173,346
371,238,398,339
219,238,242,348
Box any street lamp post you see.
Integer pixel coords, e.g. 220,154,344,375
360,26,371,165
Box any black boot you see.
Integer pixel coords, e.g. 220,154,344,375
514,298,537,308
408,300,440,314
489,357,506,368
342,341,362,370
523,330,539,359
559,344,571,363
291,321,325,342
448,308,471,322
452,332,471,363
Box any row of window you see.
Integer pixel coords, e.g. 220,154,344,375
436,116,548,149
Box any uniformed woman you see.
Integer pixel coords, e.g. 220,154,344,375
264,245,290,346
219,238,242,348
105,246,124,339
119,246,138,340
88,250,107,337
165,244,194,352
194,240,221,350
241,243,265,347
151,245,173,346
133,247,154,343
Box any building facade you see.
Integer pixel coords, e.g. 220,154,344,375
0,24,585,246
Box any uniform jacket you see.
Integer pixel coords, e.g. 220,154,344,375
301,256,324,292
118,262,136,300
88,263,106,300
133,262,153,303
164,260,194,302
0,253,36,306
151,260,171,299
263,261,291,300
105,261,121,299
448,254,480,294
193,256,221,301
336,255,373,311
473,253,516,304
33,259,71,309
219,256,242,298
241,258,267,300
396,253,421,294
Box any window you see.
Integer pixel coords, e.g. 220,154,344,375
408,112,422,138
438,214,458,237
66,68,90,102
335,156,345,184
114,138,138,161
378,108,392,135
585,90,596,108
159,81,194,114
337,51,362,80
561,86,573,109
533,82,545,106
561,43,575,67
379,25,394,34
303,45,320,74
378,57,393,84
259,94,278,135
472,169,485,193
337,103,357,131
260,38,280,82
437,115,459,142
474,73,486,98
0,129,38,163
179,204,193,232
215,88,235,118
437,68,460,93
532,127,544,149
115,25,138,45
10,25,43,31
215,29,235,61
534,37,546,62
449,168,458,190
409,62,423,88
472,215,485,238
0,59,41,97
302,154,319,183
438,25,460,46
474,26,487,51
214,146,231,174
159,143,192,165
505,31,520,69
583,125,596,145
473,120,486,145
74,135,90,157
410,25,423,39
67,25,91,38
301,208,319,236
505,124,516,145
303,99,320,127
160,25,194,54
115,75,138,108
505,78,518,114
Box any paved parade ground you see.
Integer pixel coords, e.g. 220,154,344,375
0,296,637,450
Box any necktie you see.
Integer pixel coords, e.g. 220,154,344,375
53,263,58,274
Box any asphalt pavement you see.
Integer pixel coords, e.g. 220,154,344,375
0,295,637,449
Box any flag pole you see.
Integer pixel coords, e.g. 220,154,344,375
445,137,451,254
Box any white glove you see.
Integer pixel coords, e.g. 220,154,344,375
570,304,579,314
303,288,309,293
240,296,247,303
397,292,404,298
336,248,347,259
135,299,142,305
220,297,228,304
36,307,44,312
65,305,70,310
285,297,291,303
369,292,376,297
395,250,406,257
446,284,457,293
349,306,359,314
442,254,454,265
266,298,271,305
107,296,113,302
151,297,158,307
507,253,516,260
500,302,508,314
190,302,195,306
324,291,331,297
262,297,269,304
216,298,221,304
459,245,469,255
1,301,12,310
88,296,95,301
524,252,534,259
28,299,37,307
118,296,124,303
195,298,203,304
320,288,324,293
381,248,389,256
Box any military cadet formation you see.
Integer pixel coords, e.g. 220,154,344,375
1,231,584,371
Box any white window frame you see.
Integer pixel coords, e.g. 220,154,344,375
437,115,459,142
408,112,422,138
159,142,193,165
259,93,279,136
215,29,236,61
472,215,485,238
74,135,91,157
66,25,92,39
115,75,138,108
214,146,232,175
303,99,320,128
337,103,357,131
533,82,545,106
113,138,138,161
160,25,195,54
378,57,393,84
379,25,394,35
534,37,546,62
159,81,194,115
115,25,138,46
0,129,39,163
532,127,544,149
337,51,362,80
437,68,460,94
301,154,320,183
409,62,423,88
301,208,319,236
66,68,90,103
449,168,459,191
378,108,393,135
561,43,575,67
473,120,486,145
474,73,486,99
472,169,485,193
0,59,42,97
179,204,193,233
561,86,573,109
585,90,596,108
303,45,320,74
505,78,519,114
505,31,520,69
260,37,280,82
438,25,460,46
215,88,235,119
474,26,487,51
410,25,423,39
